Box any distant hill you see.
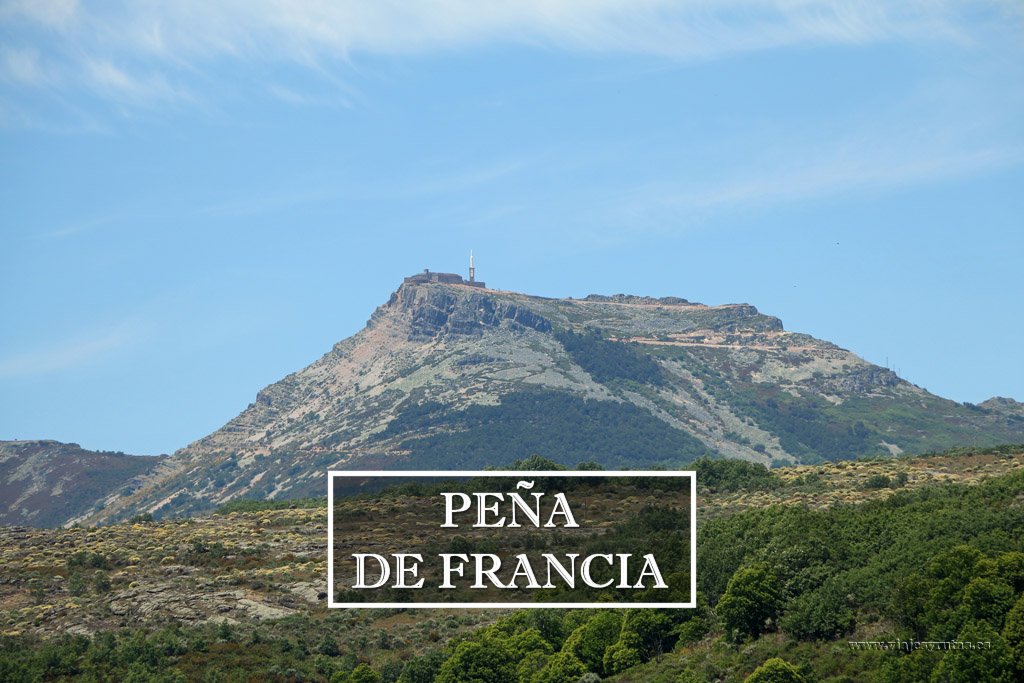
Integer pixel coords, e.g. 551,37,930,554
65,276,1024,523
0,441,164,527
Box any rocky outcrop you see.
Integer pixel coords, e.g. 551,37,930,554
979,396,1024,417
385,283,552,341
108,579,295,624
820,366,902,394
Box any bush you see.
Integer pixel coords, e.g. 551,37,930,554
350,663,383,683
744,657,806,683
531,651,587,683
435,638,515,683
863,474,891,489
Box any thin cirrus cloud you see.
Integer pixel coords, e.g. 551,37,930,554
0,46,51,86
1,0,1020,109
682,139,1023,212
582,113,1024,236
0,321,147,379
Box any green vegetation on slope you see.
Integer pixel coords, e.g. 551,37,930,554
378,389,714,468
215,497,324,515
690,457,782,493
673,358,888,462
554,328,666,386
3,451,1022,682
657,346,1024,463
394,467,1024,682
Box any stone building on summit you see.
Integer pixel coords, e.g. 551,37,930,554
403,252,486,289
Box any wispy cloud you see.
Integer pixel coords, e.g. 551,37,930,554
0,0,77,29
81,59,193,107
34,214,120,240
0,47,51,85
265,82,355,109
0,321,147,379
576,95,1024,236
658,143,1023,214
197,154,532,218
1,1,1019,114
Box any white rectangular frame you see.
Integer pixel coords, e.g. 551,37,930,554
327,470,697,609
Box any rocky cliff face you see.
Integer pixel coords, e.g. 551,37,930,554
39,279,1024,525
383,284,552,340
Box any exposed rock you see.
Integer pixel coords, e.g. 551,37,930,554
820,366,902,394
387,283,552,340
980,396,1024,417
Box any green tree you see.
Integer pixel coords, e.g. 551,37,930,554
350,664,382,683
718,563,783,642
562,611,621,673
398,649,446,683
1004,594,1024,675
620,609,674,660
526,611,569,650
927,545,983,586
780,580,855,640
997,552,1024,592
506,628,553,683
516,650,550,683
930,621,1014,682
507,628,553,660
436,639,515,683
215,621,234,643
744,657,806,683
602,632,641,676
530,651,587,683
962,576,1014,628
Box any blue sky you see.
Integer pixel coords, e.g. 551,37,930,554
1,1,1022,454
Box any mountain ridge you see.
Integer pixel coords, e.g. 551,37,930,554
5,277,1023,526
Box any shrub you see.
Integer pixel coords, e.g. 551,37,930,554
863,474,891,489
744,657,806,683
435,638,515,683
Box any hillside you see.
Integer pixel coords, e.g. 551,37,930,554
66,277,1024,524
0,441,164,528
1,447,1022,681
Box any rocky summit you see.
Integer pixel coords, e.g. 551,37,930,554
8,277,1024,526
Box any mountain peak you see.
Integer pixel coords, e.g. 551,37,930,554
65,278,1024,524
